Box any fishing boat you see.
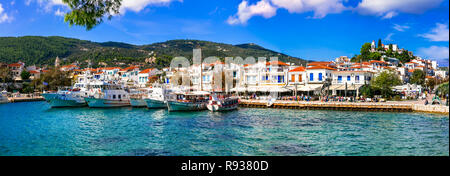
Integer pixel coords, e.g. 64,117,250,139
42,83,89,108
129,88,149,107
84,81,130,108
0,90,8,104
166,91,210,111
144,87,171,109
207,94,239,112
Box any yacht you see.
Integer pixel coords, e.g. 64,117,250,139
207,93,239,112
84,81,130,108
166,91,210,111
144,87,171,109
0,90,8,104
42,83,89,108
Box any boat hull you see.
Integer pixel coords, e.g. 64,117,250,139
85,97,131,108
48,98,86,108
145,98,167,109
166,101,207,111
0,97,8,104
130,98,147,107
42,93,59,102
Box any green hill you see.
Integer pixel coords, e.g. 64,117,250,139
0,36,307,68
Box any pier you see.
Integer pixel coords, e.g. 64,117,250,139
8,96,45,103
239,100,449,114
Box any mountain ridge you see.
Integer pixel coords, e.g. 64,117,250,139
0,36,308,67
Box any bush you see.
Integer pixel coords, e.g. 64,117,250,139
393,95,402,101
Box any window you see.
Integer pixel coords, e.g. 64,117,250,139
299,74,302,82
338,76,342,83
291,74,296,82
278,76,284,83
356,76,360,83
113,95,116,99
310,73,314,81
118,95,121,99
347,76,351,81
319,73,323,81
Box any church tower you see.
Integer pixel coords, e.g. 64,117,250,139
55,56,60,67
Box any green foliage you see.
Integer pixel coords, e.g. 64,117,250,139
20,71,31,81
32,69,72,91
426,78,436,90
20,83,34,93
377,39,383,51
0,37,307,68
369,52,382,61
359,43,372,61
371,71,402,98
360,84,376,98
436,82,449,97
63,0,122,30
0,67,11,83
410,69,426,86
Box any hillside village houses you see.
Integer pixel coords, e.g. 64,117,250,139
1,42,449,98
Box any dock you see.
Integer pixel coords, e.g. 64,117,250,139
8,96,45,103
239,100,449,114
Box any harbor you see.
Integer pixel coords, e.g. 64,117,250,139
0,101,448,156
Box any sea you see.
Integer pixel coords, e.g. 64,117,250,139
0,101,448,156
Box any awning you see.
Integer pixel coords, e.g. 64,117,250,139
329,84,363,91
230,86,291,93
297,84,322,91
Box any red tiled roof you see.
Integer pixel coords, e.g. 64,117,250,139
307,66,336,70
289,66,306,72
139,68,154,74
266,61,289,66
61,65,77,68
8,63,22,67
307,61,333,66
29,70,40,74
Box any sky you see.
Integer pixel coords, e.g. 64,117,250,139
0,0,449,66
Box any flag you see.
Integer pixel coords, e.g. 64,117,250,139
43,82,48,86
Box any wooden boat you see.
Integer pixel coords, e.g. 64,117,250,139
166,91,210,111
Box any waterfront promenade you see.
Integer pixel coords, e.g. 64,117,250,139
240,99,449,114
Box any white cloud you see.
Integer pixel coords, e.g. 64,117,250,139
227,0,277,25
356,0,443,19
393,24,409,32
271,0,347,19
0,3,13,23
227,0,347,25
417,46,449,61
384,33,394,41
120,0,182,14
419,23,449,42
55,8,65,17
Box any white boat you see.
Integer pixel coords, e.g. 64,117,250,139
207,94,239,112
166,91,210,111
42,83,89,108
84,81,130,108
144,87,172,109
0,90,9,104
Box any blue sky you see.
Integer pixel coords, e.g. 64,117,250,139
0,0,448,66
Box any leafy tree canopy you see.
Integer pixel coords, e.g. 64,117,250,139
63,0,122,30
410,69,426,86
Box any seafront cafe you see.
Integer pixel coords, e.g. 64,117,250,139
287,84,323,96
231,86,292,97
328,84,363,97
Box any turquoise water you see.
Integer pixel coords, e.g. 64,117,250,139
0,102,448,156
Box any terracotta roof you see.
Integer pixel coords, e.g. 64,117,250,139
29,70,40,74
8,63,22,67
139,68,154,74
120,66,139,72
307,66,336,70
307,61,333,66
61,65,77,68
289,66,306,72
266,61,289,66
426,76,434,79
369,60,386,64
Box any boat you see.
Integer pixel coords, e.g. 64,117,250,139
207,94,239,112
42,83,89,108
166,91,210,111
0,90,8,104
84,81,131,108
144,87,171,109
129,88,149,107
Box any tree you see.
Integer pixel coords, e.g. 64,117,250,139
62,0,122,30
369,52,382,61
410,69,426,86
426,78,436,91
360,43,372,61
20,70,31,81
33,68,72,91
0,67,11,83
377,39,383,51
371,71,402,98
